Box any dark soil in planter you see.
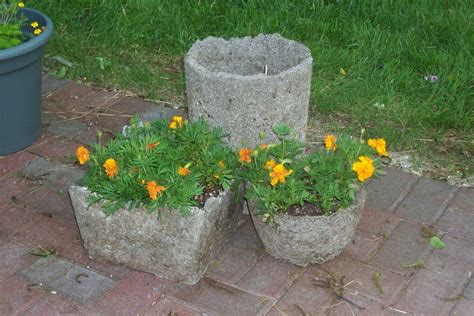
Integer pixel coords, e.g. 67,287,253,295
193,185,222,208
286,201,340,217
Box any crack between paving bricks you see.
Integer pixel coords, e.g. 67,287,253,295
432,186,460,225
389,175,421,213
447,270,472,315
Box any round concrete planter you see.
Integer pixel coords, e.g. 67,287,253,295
185,33,312,148
69,185,244,285
249,189,366,266
0,8,53,155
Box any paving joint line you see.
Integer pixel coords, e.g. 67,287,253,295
389,174,421,214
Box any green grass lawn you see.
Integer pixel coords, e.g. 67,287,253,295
34,0,473,180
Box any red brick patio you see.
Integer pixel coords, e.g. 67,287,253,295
0,76,473,315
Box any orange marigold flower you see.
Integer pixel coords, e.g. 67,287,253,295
103,158,118,178
218,160,225,168
325,134,337,151
264,159,276,170
169,116,183,129
259,144,268,150
147,142,160,150
146,181,166,200
76,146,90,165
368,138,388,157
352,156,375,182
178,165,190,176
239,148,252,163
270,164,293,187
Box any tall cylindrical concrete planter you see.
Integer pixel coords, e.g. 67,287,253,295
0,8,53,155
185,34,312,148
248,189,366,266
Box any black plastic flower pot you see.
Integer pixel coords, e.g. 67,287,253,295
0,8,53,156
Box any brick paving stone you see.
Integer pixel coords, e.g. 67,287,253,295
341,230,382,263
17,256,116,306
0,205,38,236
47,82,120,114
394,177,457,224
73,125,115,146
19,157,85,192
327,297,405,316
236,254,302,299
266,267,336,316
206,244,258,284
463,278,474,300
85,111,131,134
86,258,131,281
42,75,70,97
46,117,89,138
0,176,39,210
451,299,474,316
110,96,157,115
433,233,474,268
14,214,88,264
95,271,176,315
170,277,274,315
370,220,431,275
321,256,407,306
21,186,76,224
394,255,469,315
139,104,183,122
27,134,80,163
0,151,37,177
0,238,38,283
438,188,474,241
357,207,401,238
365,167,418,212
23,293,96,315
228,219,265,257
0,275,45,315
145,297,203,316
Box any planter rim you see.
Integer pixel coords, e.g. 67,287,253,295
185,33,313,80
0,7,53,61
250,188,366,222
70,185,227,215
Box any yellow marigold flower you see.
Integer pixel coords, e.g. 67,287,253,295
34,29,42,35
31,22,39,28
352,156,375,182
218,160,225,168
259,144,268,150
18,2,25,8
270,163,293,187
103,158,118,178
169,116,183,129
146,181,166,200
76,146,89,165
239,148,252,163
141,179,146,185
368,138,388,157
213,174,220,180
325,134,337,151
178,165,190,176
264,159,276,170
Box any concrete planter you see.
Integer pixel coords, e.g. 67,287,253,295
185,33,312,148
69,185,244,285
249,189,366,266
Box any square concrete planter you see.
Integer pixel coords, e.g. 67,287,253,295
69,185,244,285
248,189,366,266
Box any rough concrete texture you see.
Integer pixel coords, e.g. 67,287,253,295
185,33,313,148
249,189,366,266
68,186,244,285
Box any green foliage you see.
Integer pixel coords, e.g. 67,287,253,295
240,127,383,223
430,236,446,249
81,117,237,216
0,1,24,49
